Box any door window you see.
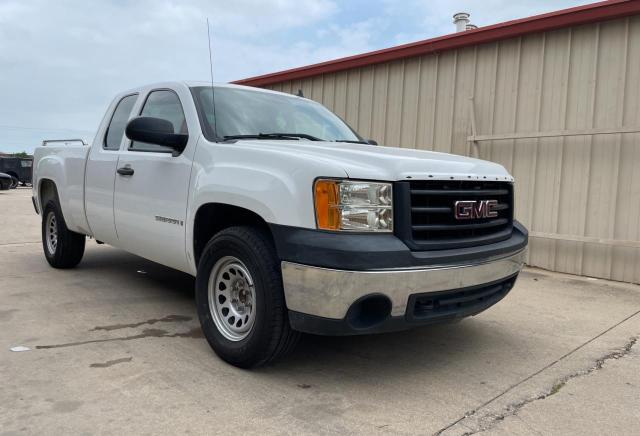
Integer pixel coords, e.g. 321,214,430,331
104,94,138,150
130,90,188,153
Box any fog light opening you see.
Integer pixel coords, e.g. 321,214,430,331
346,294,392,330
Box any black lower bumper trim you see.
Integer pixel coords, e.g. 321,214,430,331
289,311,411,336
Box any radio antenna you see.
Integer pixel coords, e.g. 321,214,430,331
206,18,217,137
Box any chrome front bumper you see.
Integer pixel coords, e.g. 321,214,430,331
281,249,526,320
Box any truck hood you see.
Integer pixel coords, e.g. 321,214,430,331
232,139,513,182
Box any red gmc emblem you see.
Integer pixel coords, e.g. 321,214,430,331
454,200,499,220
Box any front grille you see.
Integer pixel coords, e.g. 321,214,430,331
394,180,513,250
407,275,518,322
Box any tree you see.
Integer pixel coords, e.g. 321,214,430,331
12,151,31,158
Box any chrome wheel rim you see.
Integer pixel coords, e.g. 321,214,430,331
45,212,58,254
208,256,256,341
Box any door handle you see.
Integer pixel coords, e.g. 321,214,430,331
117,166,134,176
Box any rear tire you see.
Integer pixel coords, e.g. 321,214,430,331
196,226,300,368
42,200,85,268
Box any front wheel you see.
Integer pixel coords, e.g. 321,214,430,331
196,226,300,368
42,200,86,268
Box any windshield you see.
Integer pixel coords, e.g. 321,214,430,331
191,86,362,142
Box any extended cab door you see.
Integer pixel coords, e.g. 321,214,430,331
85,93,138,245
113,88,197,272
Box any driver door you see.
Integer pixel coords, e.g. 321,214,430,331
113,89,195,273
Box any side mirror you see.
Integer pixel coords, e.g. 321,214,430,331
366,139,378,145
125,117,188,156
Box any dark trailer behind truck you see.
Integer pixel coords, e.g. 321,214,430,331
0,157,33,186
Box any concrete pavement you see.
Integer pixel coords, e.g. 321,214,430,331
1,188,639,435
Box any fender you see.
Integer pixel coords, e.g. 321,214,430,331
34,148,92,235
185,144,349,274
35,156,69,224
186,166,298,275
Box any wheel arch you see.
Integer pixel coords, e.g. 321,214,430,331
38,178,60,211
192,202,275,267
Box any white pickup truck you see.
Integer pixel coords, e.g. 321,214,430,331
33,82,528,367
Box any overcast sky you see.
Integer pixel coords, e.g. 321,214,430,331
0,0,594,153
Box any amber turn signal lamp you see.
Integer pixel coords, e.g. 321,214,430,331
315,180,341,230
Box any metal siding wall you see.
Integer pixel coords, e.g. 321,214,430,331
556,24,597,275
511,33,546,266
261,17,640,283
383,61,401,147
371,64,389,142
334,71,348,119
433,52,456,154
452,47,476,157
357,66,375,138
416,54,439,151
530,28,572,271
584,20,627,279
615,16,640,284
400,57,421,149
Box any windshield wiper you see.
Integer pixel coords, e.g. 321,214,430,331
223,133,321,141
266,132,322,141
334,139,368,144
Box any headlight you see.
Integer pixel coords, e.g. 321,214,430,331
314,179,393,232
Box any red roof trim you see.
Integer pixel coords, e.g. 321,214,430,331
234,0,640,87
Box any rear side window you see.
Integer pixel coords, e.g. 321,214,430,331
104,94,138,150
130,90,188,153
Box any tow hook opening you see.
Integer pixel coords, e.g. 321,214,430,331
346,294,392,330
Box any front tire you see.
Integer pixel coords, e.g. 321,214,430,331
196,226,300,368
42,200,86,268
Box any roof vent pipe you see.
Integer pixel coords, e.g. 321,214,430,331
466,24,478,30
453,12,470,32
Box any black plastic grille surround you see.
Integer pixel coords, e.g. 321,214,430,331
394,180,514,250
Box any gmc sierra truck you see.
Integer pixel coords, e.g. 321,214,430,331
32,82,528,368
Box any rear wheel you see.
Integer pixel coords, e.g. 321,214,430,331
42,200,85,268
9,177,18,189
196,226,300,368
